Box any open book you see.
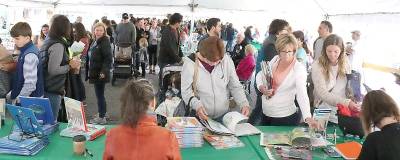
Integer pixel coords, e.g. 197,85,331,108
261,128,311,148
60,97,106,141
261,128,331,148
200,111,261,136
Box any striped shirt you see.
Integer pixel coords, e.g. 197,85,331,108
18,53,39,98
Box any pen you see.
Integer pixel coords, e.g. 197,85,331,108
86,149,93,157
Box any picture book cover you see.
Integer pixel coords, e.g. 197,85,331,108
264,146,312,160
166,117,203,131
6,104,44,136
64,97,87,131
0,132,49,156
61,97,105,140
19,96,55,125
203,132,244,149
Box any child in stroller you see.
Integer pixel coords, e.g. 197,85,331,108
155,72,189,126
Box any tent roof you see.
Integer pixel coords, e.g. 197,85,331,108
3,0,400,15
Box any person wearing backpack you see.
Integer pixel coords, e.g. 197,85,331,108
41,15,81,120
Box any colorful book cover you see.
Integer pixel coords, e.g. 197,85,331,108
0,132,49,155
19,96,55,125
6,104,44,136
166,117,203,129
203,132,244,149
61,97,106,140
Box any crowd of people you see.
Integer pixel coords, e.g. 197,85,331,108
0,11,399,160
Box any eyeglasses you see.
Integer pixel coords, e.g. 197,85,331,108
279,51,294,54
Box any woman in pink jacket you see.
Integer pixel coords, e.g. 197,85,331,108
236,44,256,81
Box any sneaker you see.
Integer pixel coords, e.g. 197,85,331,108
90,117,107,125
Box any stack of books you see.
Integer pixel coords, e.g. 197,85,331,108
166,117,204,148
0,132,49,156
12,123,60,136
0,104,52,156
60,124,106,141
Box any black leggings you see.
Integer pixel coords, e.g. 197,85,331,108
148,45,157,66
260,111,301,126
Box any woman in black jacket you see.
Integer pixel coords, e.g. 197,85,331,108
86,22,112,125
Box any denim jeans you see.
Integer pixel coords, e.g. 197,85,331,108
94,83,107,118
44,92,62,120
226,40,234,52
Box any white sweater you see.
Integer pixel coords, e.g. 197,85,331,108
311,61,351,123
181,54,249,119
256,56,312,120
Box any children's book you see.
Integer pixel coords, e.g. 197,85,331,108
166,117,203,132
260,128,311,148
203,132,245,149
166,117,204,148
334,141,362,160
200,111,261,136
19,96,55,125
6,104,44,136
0,132,49,156
264,146,312,160
60,97,106,141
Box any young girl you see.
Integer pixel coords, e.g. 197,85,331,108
311,34,359,123
138,38,148,77
236,44,256,81
293,31,310,68
358,90,400,160
103,79,181,160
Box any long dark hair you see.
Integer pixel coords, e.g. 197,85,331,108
49,15,71,40
120,79,155,128
293,30,310,54
40,24,49,40
361,90,400,134
73,22,87,41
244,26,254,42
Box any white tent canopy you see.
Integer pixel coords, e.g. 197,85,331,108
0,0,399,103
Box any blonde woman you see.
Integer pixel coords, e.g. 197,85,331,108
256,34,317,127
86,22,112,125
311,34,360,123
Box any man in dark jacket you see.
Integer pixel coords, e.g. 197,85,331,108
158,13,183,67
158,13,183,89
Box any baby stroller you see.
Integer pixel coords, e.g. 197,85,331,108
158,64,183,103
111,45,139,86
155,64,190,126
